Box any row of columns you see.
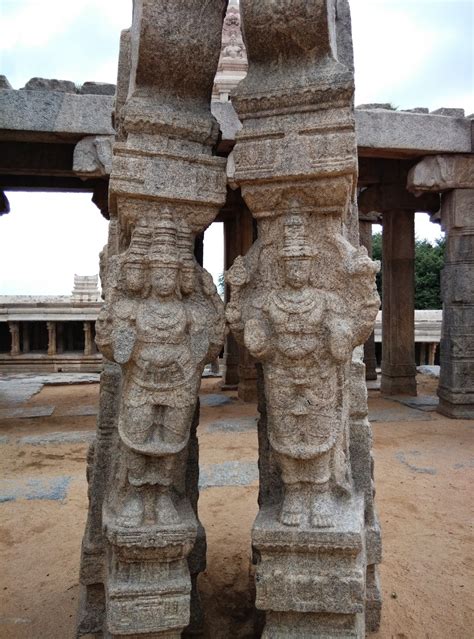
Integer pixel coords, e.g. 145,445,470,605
6,321,95,356
359,154,473,418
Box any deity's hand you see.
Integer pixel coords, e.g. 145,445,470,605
328,320,353,362
244,318,271,359
226,256,249,288
113,325,137,365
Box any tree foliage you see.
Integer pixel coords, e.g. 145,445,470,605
371,232,445,310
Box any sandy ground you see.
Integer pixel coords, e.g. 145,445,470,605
0,374,472,638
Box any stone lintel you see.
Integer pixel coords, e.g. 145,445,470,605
408,154,474,193
359,184,440,215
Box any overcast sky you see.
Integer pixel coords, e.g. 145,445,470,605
1,0,472,294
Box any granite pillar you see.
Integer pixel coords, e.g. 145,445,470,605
408,155,474,418
83,321,93,356
9,322,20,356
223,212,241,388
359,220,378,381
47,321,57,356
227,2,381,636
381,209,417,395
77,3,227,637
359,185,439,396
22,323,30,354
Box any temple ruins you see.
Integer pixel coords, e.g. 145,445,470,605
0,0,473,637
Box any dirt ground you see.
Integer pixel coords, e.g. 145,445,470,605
0,374,472,638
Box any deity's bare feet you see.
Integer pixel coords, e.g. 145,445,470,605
310,492,335,528
156,492,181,526
279,488,303,527
116,492,144,528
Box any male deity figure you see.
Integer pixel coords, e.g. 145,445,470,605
227,212,379,528
96,213,224,529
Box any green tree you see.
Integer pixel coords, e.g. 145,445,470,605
370,233,445,310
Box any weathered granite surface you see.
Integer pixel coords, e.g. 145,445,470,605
226,1,381,636
407,154,474,192
73,135,114,177
77,2,227,637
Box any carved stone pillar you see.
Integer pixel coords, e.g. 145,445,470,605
77,4,227,638
428,342,437,366
359,220,377,380
227,2,381,636
83,321,93,356
22,323,30,354
47,321,57,356
359,185,439,396
408,155,474,418
9,322,20,356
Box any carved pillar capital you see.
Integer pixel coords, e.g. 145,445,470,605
407,154,474,193
358,183,440,216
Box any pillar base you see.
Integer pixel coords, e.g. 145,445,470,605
253,496,366,638
103,499,197,638
381,374,417,396
437,392,474,420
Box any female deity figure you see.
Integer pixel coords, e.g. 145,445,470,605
96,214,224,528
226,213,378,528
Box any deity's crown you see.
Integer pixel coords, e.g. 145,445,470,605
149,211,180,267
124,220,151,263
281,213,315,259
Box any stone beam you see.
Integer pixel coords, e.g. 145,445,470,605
359,184,440,215
1,86,471,159
407,154,474,192
0,88,114,143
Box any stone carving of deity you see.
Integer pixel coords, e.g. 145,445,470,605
226,213,379,529
96,213,224,529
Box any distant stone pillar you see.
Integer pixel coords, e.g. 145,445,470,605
381,209,417,395
22,323,30,354
9,322,20,356
83,321,93,356
223,210,241,388
428,343,437,366
408,155,474,418
359,220,378,380
359,185,439,396
419,343,427,366
47,321,57,356
238,206,257,402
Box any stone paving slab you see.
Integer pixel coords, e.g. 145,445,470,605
369,406,433,422
417,365,440,378
0,378,45,404
19,431,95,446
199,460,258,489
61,405,98,417
0,476,72,502
0,406,55,419
395,450,437,475
392,395,439,412
200,394,233,407
207,417,258,433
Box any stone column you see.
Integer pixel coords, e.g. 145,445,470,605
359,220,378,380
22,323,30,354
83,321,93,356
359,186,439,396
9,322,20,356
77,4,227,638
382,208,417,395
47,321,57,356
227,2,381,636
223,211,241,388
408,155,474,418
428,343,437,366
